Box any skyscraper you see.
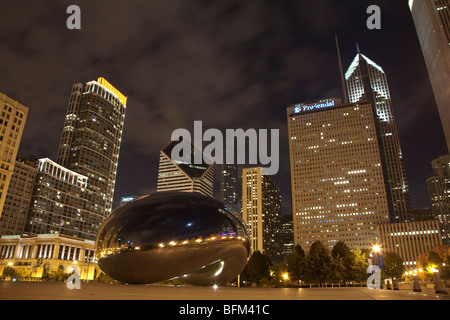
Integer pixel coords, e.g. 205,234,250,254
345,51,411,223
410,0,450,152
242,167,282,261
219,162,239,213
56,77,127,218
427,154,450,243
0,93,28,217
157,141,214,197
287,99,391,251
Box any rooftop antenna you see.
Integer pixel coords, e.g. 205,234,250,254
356,42,361,54
335,34,349,104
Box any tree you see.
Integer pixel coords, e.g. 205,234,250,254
287,245,305,284
382,251,404,280
304,241,331,284
241,250,272,285
351,248,369,283
331,241,354,282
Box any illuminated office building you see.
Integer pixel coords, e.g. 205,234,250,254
378,220,443,270
287,99,391,251
56,77,127,229
157,141,214,197
427,154,450,243
0,93,28,217
25,158,93,239
0,158,37,236
345,51,411,223
410,0,450,152
242,167,282,261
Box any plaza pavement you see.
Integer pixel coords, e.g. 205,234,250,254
0,281,448,300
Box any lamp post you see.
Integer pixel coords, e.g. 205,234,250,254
433,268,448,294
412,270,422,292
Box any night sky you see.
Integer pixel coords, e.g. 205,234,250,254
0,0,447,214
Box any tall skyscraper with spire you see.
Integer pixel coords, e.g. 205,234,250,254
409,0,450,153
345,50,411,223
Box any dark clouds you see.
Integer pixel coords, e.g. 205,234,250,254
0,0,446,212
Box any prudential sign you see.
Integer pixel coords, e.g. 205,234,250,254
293,100,336,113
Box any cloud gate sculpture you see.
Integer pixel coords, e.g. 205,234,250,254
95,192,250,285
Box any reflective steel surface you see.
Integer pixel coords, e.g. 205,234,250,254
95,192,249,285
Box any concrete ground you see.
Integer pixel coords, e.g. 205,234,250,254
0,281,448,300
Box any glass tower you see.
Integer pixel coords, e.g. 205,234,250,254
345,52,412,223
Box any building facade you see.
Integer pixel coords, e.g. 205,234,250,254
410,0,450,152
219,162,239,213
242,167,282,262
157,141,214,197
0,234,99,280
377,220,443,270
427,154,450,243
0,158,37,235
24,158,93,239
287,99,391,251
56,77,127,220
345,51,411,223
0,93,28,217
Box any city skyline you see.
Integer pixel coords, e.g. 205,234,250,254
0,0,447,216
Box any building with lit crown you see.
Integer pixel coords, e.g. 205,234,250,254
56,77,127,218
345,51,411,223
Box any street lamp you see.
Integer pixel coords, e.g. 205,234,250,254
433,267,448,294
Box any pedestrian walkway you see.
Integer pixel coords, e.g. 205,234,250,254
0,281,448,300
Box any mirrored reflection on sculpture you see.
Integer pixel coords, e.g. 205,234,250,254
96,192,249,286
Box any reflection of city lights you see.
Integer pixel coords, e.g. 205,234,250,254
159,243,165,248
214,261,225,276
169,241,177,246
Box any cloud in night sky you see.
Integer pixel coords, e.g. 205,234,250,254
0,0,447,212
